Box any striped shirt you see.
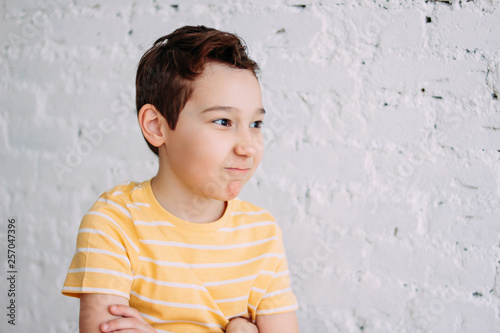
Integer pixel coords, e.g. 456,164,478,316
62,179,298,332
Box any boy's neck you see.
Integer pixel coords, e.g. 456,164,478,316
150,173,227,224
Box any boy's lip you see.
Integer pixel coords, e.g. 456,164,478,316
225,167,251,174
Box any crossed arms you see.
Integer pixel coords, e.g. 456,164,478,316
80,293,299,333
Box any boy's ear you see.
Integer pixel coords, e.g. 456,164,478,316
138,104,169,148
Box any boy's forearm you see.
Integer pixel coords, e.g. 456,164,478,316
79,294,129,333
226,317,258,333
256,312,300,333
80,296,156,333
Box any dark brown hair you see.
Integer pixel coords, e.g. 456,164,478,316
136,25,260,155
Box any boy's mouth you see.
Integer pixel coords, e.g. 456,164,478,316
225,167,251,175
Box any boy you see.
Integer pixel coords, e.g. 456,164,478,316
62,25,299,332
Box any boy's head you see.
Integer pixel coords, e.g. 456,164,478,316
136,26,265,204
136,25,260,156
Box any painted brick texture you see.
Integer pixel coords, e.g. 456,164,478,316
1,0,499,332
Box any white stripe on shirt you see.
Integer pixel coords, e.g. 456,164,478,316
214,295,248,303
219,221,276,232
133,202,150,207
68,267,133,280
142,312,223,329
78,228,126,252
256,304,298,315
139,236,277,250
274,270,290,278
86,211,140,253
139,253,283,269
98,198,132,219
126,202,151,209
262,287,292,299
231,210,268,216
134,275,207,291
62,286,130,299
130,291,225,317
203,269,276,287
251,287,266,294
134,220,175,227
76,247,131,266
203,274,258,287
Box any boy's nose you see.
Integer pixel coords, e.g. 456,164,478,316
234,130,261,157
234,140,256,157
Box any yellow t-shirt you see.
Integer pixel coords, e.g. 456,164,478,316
62,179,298,332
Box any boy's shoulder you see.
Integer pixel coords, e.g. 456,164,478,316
99,180,149,202
88,180,152,217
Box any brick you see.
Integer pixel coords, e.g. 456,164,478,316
379,9,425,50
50,17,128,47
427,7,500,50
7,114,76,151
0,89,37,117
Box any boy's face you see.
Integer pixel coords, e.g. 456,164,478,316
160,62,265,202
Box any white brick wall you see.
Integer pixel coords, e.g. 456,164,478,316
1,0,499,332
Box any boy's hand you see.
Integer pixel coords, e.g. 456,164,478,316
225,317,258,333
100,304,157,333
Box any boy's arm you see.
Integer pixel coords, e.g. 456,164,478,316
256,312,299,333
79,294,156,333
80,294,128,332
225,317,258,333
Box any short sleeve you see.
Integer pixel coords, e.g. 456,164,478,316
256,225,299,315
62,195,139,299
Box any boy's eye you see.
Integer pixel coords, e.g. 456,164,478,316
213,119,231,126
250,121,263,129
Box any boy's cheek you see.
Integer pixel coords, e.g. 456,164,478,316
256,133,265,150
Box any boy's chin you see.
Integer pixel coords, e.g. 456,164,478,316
207,181,243,201
226,181,244,199
204,180,246,201
213,191,241,202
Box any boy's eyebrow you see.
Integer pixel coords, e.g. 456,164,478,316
201,106,266,114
